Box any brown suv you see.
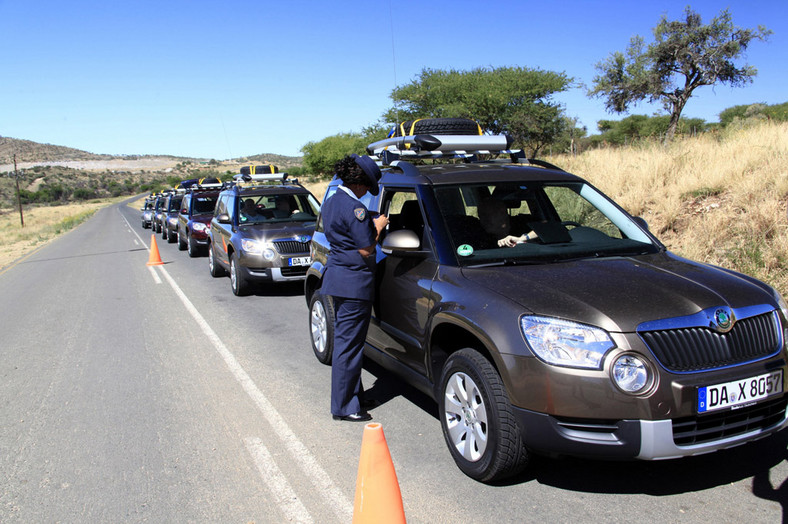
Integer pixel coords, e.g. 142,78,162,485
209,169,320,296
305,122,788,482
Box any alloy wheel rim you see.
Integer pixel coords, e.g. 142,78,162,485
311,300,326,353
443,371,489,462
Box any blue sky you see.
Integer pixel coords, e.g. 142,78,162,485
1,0,785,159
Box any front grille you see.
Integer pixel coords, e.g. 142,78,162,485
281,266,308,277
273,240,310,255
639,312,781,372
672,396,787,446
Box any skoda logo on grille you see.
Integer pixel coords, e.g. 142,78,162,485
295,235,311,243
713,308,733,332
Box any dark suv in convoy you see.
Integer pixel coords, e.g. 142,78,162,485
151,192,169,233
161,190,185,243
177,180,222,257
305,120,788,482
208,166,321,295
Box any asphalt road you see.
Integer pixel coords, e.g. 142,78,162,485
1,200,787,523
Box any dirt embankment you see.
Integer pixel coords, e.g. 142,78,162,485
0,158,181,173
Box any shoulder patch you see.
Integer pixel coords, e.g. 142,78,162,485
354,208,366,221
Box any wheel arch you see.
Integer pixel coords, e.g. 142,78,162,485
428,314,503,386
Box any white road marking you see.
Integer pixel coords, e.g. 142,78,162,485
147,265,162,284
244,437,313,524
120,209,353,522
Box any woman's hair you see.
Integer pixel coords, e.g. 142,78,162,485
334,156,370,187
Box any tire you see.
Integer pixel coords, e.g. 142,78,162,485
309,290,334,365
230,252,249,296
208,245,226,277
187,234,199,257
155,222,161,233
166,226,176,243
439,348,529,482
395,118,481,137
161,225,168,240
178,231,187,251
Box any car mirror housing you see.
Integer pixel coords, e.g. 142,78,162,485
216,213,231,224
382,229,428,258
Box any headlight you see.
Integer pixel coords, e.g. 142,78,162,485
612,354,651,394
241,239,262,254
192,222,207,232
520,315,614,369
168,217,177,225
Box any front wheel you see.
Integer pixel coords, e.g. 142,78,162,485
178,232,187,251
187,234,199,257
309,290,334,365
230,252,249,296
208,245,226,277
166,226,176,243
439,348,529,482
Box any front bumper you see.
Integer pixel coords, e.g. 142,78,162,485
237,263,309,283
512,395,788,460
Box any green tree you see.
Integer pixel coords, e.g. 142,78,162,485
589,7,770,141
384,66,573,156
300,125,388,178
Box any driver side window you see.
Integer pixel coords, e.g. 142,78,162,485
382,191,424,245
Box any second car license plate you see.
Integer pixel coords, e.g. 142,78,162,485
697,370,783,413
288,256,311,266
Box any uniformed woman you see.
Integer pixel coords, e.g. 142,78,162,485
321,154,388,422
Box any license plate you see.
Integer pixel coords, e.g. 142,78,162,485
697,370,783,413
288,256,311,267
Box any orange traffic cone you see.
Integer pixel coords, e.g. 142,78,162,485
146,234,164,266
353,423,406,524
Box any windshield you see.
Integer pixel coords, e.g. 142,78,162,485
433,181,658,266
238,192,319,225
192,195,218,215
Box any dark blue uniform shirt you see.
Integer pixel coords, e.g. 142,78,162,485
321,187,377,301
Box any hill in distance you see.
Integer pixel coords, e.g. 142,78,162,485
0,136,302,171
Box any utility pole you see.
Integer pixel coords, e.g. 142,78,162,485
13,154,24,227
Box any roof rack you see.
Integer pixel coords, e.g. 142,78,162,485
368,133,522,165
230,172,302,189
368,133,513,155
367,133,565,172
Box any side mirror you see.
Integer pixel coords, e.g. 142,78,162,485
382,229,428,258
180,208,188,215
216,213,231,224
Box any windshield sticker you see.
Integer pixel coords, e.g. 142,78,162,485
457,244,474,257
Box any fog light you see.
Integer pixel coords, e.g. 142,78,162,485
263,248,276,261
612,354,650,394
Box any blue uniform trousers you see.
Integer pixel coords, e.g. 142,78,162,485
330,296,372,416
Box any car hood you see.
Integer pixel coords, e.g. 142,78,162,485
191,215,213,225
238,222,315,240
461,252,777,333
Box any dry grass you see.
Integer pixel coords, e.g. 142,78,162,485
545,121,788,293
0,197,125,269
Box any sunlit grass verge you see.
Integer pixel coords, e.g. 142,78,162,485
546,121,788,295
0,197,125,269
